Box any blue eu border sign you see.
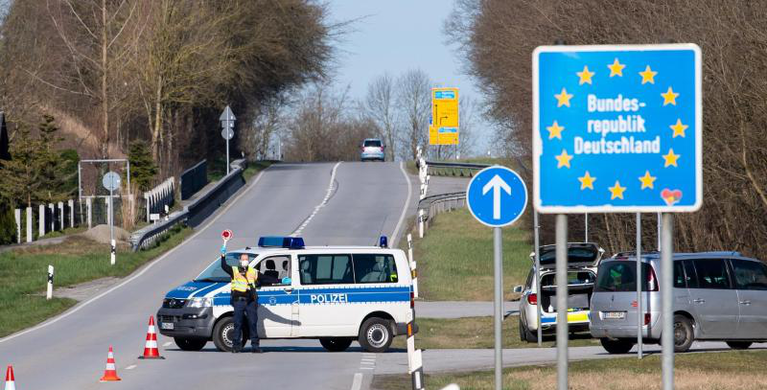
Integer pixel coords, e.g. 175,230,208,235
533,44,702,213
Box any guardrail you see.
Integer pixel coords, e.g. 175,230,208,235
129,159,247,251
424,161,490,177
416,191,466,238
180,160,208,200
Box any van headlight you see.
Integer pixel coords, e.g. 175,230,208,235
186,297,212,308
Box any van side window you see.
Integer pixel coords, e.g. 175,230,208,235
730,260,767,290
353,254,398,283
299,254,354,285
691,259,731,289
682,260,698,289
673,261,686,288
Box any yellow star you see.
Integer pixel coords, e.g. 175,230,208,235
663,148,680,167
555,149,573,168
639,65,657,84
609,181,626,200
661,87,679,106
578,171,596,190
607,58,625,77
638,170,656,190
577,66,595,85
669,119,688,138
554,88,573,107
546,121,565,139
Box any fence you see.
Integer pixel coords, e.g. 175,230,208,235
12,199,79,243
144,178,175,222
180,160,208,200
129,159,248,251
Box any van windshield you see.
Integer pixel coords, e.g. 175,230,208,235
364,140,382,147
194,253,255,282
595,261,654,292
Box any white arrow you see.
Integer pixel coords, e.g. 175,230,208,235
482,174,511,220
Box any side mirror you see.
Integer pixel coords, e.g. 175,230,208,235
513,285,524,294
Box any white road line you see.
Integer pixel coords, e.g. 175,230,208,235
391,161,413,245
125,364,137,370
0,166,272,345
163,341,172,347
291,162,341,236
350,373,363,390
360,367,375,370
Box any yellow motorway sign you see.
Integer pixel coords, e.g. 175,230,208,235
430,88,459,145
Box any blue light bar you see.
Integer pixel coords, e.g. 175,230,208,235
379,236,388,248
258,236,305,249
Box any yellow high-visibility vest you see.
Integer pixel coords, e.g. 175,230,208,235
231,266,257,293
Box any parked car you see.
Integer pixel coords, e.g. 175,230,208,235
360,138,385,161
590,251,767,354
515,242,605,342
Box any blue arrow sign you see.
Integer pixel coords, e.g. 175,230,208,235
533,44,702,213
467,166,528,228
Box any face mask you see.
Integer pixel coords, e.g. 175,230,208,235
240,261,248,268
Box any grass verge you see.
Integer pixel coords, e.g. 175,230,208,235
412,208,531,301
0,225,192,338
242,161,273,182
391,316,597,350
373,350,767,390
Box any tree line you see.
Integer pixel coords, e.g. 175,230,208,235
448,0,767,258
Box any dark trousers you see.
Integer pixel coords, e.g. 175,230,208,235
232,298,259,348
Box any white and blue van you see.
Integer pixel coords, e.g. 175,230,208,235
157,236,416,353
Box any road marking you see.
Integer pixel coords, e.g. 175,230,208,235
0,166,272,345
163,341,172,347
292,162,341,236
391,162,413,245
360,366,375,370
125,364,137,370
350,373,363,390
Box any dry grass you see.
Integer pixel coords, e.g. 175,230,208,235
373,350,767,390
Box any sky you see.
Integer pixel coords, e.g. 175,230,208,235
327,0,492,155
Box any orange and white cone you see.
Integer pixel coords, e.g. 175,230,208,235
4,365,16,390
99,345,121,382
138,315,164,359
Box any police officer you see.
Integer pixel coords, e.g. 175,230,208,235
220,245,262,353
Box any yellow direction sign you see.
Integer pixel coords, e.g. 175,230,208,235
431,88,459,145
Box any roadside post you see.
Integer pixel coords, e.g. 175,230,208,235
533,44,702,390
467,166,528,390
533,211,542,347
102,171,121,266
636,213,643,358
46,265,54,300
220,106,236,175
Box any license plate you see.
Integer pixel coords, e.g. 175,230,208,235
604,311,626,320
161,322,174,330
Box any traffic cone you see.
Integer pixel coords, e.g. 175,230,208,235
138,315,164,359
99,345,121,382
4,365,15,390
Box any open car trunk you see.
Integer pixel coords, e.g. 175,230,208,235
539,270,596,313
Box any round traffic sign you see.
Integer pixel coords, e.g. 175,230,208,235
221,128,234,140
102,171,121,191
466,166,528,228
221,229,233,241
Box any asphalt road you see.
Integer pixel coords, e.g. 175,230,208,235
0,161,415,390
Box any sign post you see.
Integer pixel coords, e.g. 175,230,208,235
102,171,121,266
533,44,702,390
467,166,528,390
430,88,459,146
220,106,236,175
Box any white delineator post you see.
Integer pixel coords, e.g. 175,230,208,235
406,303,425,390
26,207,32,243
110,239,116,266
46,265,54,300
407,233,419,298
86,198,92,229
418,210,425,238
14,209,21,243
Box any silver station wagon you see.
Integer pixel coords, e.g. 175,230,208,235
590,251,767,354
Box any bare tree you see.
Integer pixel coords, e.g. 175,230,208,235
363,73,398,160
396,69,431,161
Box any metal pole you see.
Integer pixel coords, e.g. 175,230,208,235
109,185,115,266
226,134,230,175
555,214,568,390
584,213,588,242
661,213,674,390
657,212,662,251
636,213,643,359
493,227,503,390
534,211,542,347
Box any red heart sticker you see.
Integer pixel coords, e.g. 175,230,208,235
661,189,683,206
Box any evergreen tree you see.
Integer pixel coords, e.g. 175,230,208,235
128,140,158,191
0,125,42,208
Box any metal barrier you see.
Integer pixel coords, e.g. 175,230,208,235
424,161,489,177
180,160,208,200
130,159,247,251
416,191,467,237
144,178,175,222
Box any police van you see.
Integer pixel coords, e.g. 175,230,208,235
157,236,416,353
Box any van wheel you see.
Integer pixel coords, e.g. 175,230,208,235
673,315,694,352
600,338,634,354
518,317,537,343
174,337,207,351
358,317,393,353
320,337,353,352
212,317,245,352
726,341,752,350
